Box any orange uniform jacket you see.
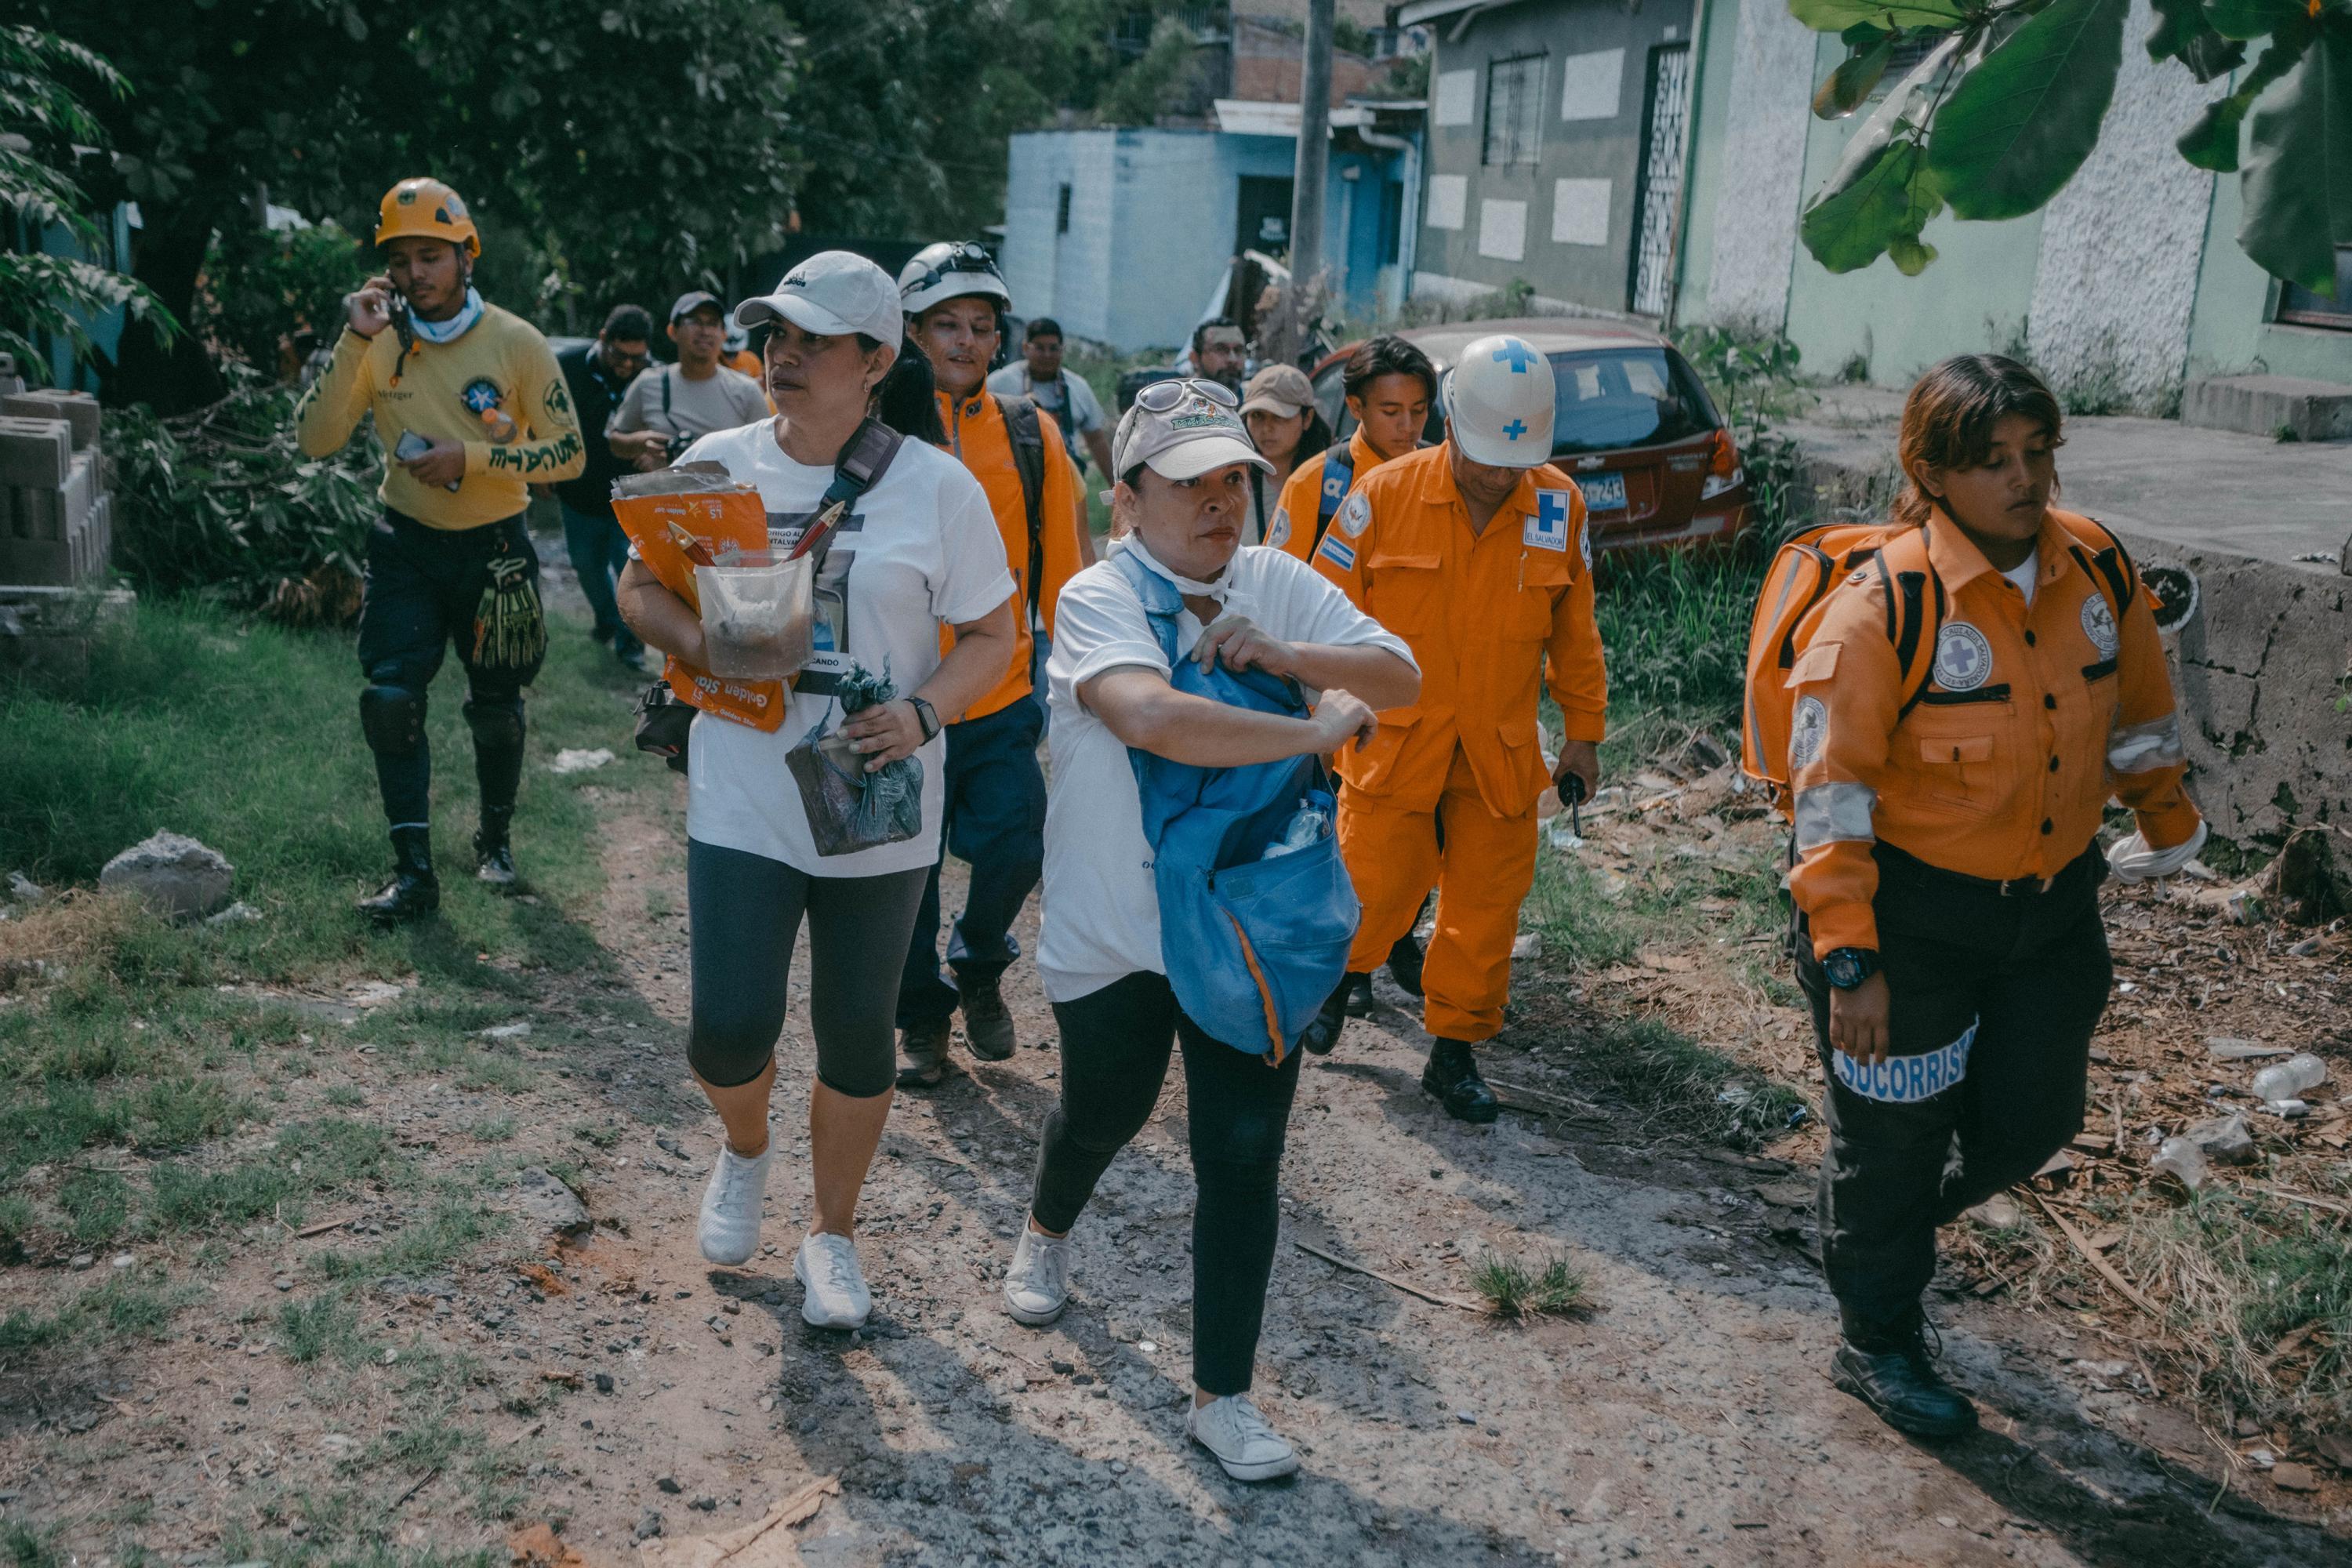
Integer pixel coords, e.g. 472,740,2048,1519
1312,444,1608,814
1266,429,1384,561
936,387,1086,721
1788,510,2201,957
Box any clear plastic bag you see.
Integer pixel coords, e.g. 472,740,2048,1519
695,552,815,680
785,662,924,858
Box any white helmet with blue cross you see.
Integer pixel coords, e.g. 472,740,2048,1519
1444,333,1555,467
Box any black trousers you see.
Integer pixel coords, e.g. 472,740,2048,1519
1029,971,1303,1396
896,694,1047,1026
1793,844,2111,1343
354,510,543,830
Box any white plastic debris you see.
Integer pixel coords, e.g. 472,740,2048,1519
2250,1053,2328,1101
550,747,615,775
2151,1136,2210,1190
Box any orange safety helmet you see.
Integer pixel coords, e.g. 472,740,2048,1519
373,177,481,258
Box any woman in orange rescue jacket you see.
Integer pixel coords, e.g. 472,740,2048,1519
1785,354,2204,1439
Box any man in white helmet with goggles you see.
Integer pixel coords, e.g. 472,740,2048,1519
1302,333,1610,1123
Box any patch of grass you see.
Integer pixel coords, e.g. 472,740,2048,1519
0,1274,196,1354
1472,1250,1590,1319
278,1293,367,1365
1592,549,1763,728
1570,1015,1806,1150
144,1116,399,1232
2,1520,63,1568
470,1113,516,1142
323,1083,368,1109
57,1167,132,1244
572,1120,621,1149
313,1198,501,1283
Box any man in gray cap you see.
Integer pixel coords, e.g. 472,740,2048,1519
1000,375,1420,1484
610,289,771,470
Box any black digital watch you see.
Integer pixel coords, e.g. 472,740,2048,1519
1823,947,1880,991
908,695,941,744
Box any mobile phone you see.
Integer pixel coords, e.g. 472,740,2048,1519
393,429,461,492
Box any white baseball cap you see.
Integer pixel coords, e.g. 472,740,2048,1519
734,251,902,349
1112,379,1272,481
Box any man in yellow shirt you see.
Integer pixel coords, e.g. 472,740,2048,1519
891,241,1088,1085
295,177,583,927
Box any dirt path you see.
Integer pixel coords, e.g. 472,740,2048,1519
495,784,2336,1566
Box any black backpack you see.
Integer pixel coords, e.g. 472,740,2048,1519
994,392,1047,616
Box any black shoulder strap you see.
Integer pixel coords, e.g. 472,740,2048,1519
661,365,672,417
1313,441,1358,544
797,417,906,574
2065,516,2136,617
995,393,1047,614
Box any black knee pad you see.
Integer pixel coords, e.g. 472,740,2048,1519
463,698,525,753
358,684,426,756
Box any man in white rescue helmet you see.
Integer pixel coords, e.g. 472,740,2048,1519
890,240,1089,1088
1301,333,1610,1123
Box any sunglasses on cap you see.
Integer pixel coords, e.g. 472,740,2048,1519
901,242,1003,296
1133,377,1240,412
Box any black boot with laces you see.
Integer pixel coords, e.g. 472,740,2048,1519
358,826,439,928
1831,1312,1979,1439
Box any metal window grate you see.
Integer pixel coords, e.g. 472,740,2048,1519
1056,183,1073,235
1629,44,1693,318
1483,54,1545,167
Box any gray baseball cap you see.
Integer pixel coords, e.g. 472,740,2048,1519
1112,380,1272,481
733,251,902,348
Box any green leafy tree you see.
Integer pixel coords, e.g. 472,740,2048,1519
0,25,175,383
1792,0,2350,294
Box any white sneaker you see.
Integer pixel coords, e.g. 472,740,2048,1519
1185,1393,1300,1482
697,1143,772,1265
1002,1225,1073,1326
793,1232,872,1329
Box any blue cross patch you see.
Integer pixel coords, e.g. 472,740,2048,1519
1502,418,1528,442
1492,340,1539,373
1526,489,1573,554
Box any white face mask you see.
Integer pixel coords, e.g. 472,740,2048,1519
1122,532,1228,603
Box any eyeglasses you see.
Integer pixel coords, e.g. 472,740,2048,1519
899,242,1002,297
1134,377,1239,413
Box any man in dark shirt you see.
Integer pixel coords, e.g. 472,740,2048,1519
554,303,655,669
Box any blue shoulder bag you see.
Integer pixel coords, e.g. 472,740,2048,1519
1109,549,1361,1063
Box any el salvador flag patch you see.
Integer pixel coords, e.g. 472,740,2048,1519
1316,534,1356,571
1526,489,1574,553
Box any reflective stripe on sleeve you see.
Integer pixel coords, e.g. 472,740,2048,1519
2107,712,2185,774
1793,782,1878,851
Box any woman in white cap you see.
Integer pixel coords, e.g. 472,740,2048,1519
1236,363,1330,547
617,252,1019,1330
999,378,1420,1480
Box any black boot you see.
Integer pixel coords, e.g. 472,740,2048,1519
1300,975,1359,1057
1385,930,1426,998
895,1017,954,1090
1420,1038,1499,1123
474,807,517,889
1343,971,1377,1016
1831,1314,1979,1439
358,826,439,928
957,971,1017,1061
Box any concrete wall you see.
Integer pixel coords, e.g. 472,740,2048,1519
1695,0,1811,327
2186,165,2352,388
1414,0,1696,316
1004,128,1406,353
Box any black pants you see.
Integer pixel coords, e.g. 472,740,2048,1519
1793,844,2111,1343
896,694,1047,1026
1029,971,1303,1396
354,510,543,831
685,839,931,1098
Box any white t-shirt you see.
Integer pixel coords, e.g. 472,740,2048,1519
2002,557,2038,606
1037,541,1415,1004
677,420,1015,877
985,364,1106,434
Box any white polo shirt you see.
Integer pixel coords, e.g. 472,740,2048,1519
1037,541,1414,1004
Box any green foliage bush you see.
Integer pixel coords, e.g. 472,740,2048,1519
105,371,379,624
197,220,364,375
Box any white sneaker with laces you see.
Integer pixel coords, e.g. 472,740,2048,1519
1002,1225,1073,1326
696,1143,772,1265
1185,1393,1300,1482
793,1231,872,1329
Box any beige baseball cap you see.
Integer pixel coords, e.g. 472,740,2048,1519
1112,379,1273,481
1239,364,1314,419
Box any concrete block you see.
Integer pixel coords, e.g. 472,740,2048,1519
0,532,75,586
2181,374,2352,442
15,485,58,541
0,376,23,398
0,390,100,450
61,452,96,534
0,417,71,488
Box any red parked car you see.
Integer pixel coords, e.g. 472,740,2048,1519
1309,318,1753,553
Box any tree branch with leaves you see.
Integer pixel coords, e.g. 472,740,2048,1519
1794,0,2349,294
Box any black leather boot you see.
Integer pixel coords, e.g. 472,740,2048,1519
1343,971,1377,1016
1300,975,1359,1057
358,826,440,928
1421,1038,1499,1123
1385,929,1426,997
1831,1314,1979,1439
957,971,1017,1061
474,807,517,889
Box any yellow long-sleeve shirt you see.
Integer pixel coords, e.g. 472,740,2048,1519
294,304,584,529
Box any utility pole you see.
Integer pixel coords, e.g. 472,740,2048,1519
1284,0,1335,362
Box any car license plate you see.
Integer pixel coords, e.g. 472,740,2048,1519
1578,472,1627,512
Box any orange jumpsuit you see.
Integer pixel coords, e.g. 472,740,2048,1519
1788,508,2201,955
1265,429,1385,561
1313,445,1607,1042
936,387,1087,720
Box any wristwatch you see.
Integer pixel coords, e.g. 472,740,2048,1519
1822,947,1880,991
908,696,941,743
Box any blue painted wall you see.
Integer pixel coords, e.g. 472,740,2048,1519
1004,126,1408,354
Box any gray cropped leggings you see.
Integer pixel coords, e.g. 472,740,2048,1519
686,838,930,1098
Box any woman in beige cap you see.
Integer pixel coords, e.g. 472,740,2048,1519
1236,363,1330,548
